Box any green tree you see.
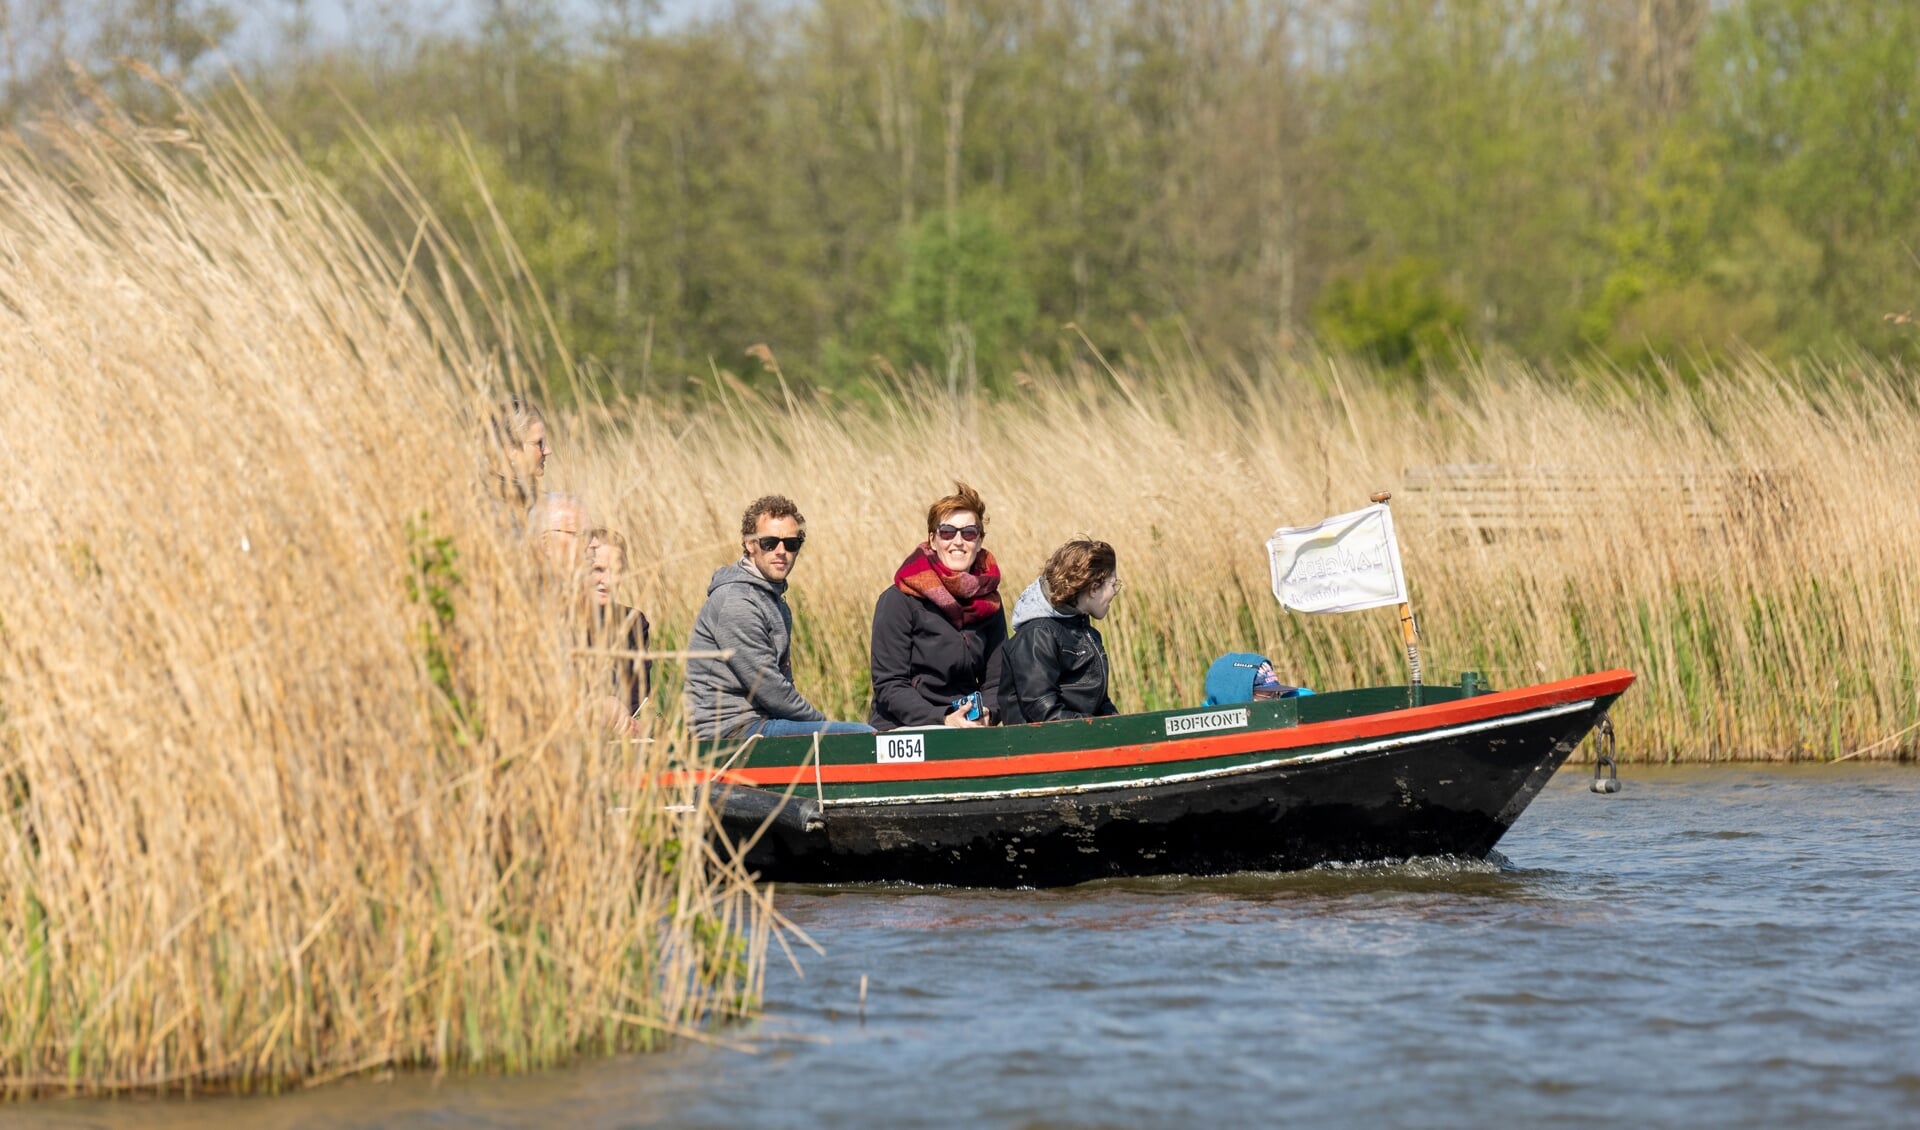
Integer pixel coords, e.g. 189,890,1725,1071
882,207,1035,379
104,0,1915,392
1313,257,1467,371
1581,130,1726,358
1319,0,1617,355
1694,0,1920,354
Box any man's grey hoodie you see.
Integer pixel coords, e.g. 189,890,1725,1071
685,560,827,738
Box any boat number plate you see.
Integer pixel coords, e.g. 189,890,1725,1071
876,732,926,763
1165,707,1248,737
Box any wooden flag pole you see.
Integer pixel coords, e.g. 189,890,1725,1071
1369,491,1423,698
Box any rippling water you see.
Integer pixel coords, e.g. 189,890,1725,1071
20,767,1920,1129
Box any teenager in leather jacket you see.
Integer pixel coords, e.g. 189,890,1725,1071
999,539,1121,724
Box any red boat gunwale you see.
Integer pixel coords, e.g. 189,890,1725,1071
694,669,1636,790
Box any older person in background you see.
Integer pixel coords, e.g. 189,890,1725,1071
998,539,1122,725
528,492,588,582
585,528,651,730
868,482,1006,731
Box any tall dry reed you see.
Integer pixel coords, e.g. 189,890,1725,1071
0,91,772,1094
564,352,1920,763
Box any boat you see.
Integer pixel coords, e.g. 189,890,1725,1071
687,668,1635,888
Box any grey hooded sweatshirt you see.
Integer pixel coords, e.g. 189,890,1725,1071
1009,577,1074,630
686,560,827,738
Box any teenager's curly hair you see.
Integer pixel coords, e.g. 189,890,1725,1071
740,494,806,537
1040,539,1116,607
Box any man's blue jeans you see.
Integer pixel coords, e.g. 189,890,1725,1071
739,718,875,738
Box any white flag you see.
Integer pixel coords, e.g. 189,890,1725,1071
1267,503,1408,614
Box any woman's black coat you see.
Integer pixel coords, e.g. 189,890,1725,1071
997,613,1119,724
868,586,1007,730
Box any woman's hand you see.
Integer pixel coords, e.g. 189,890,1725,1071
943,707,983,727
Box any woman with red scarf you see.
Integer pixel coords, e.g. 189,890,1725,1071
868,482,1008,730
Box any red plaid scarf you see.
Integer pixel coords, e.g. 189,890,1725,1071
893,544,1002,628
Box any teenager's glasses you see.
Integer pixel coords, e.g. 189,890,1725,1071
936,524,982,542
754,535,806,553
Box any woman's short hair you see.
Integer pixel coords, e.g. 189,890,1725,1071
926,481,988,537
740,495,806,536
1041,539,1116,607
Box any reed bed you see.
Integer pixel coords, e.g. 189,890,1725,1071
569,353,1920,764
0,94,774,1095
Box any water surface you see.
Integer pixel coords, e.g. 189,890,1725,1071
19,766,1920,1129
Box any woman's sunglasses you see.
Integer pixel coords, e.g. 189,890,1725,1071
753,535,806,553
935,524,982,542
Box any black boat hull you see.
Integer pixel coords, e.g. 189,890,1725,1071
720,693,1613,888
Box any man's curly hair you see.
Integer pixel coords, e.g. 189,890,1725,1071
740,494,806,537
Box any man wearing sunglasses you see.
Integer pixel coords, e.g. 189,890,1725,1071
686,494,875,739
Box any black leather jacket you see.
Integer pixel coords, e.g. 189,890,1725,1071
998,612,1119,724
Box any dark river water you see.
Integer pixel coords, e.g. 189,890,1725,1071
15,766,1920,1129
